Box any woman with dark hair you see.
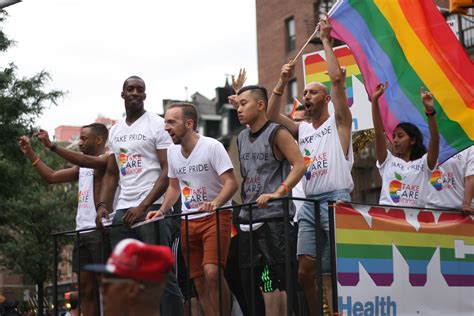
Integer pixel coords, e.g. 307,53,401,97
371,83,439,207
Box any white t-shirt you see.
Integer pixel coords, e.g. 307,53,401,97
427,146,474,209
76,168,96,231
168,135,234,220
298,115,354,196
108,111,172,210
378,151,434,207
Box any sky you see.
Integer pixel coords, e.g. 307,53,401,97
2,0,258,135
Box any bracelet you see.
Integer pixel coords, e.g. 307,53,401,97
211,199,221,208
425,109,436,117
49,143,57,152
32,157,40,166
273,89,283,96
280,182,289,194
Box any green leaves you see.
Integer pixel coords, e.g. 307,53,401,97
394,171,402,181
0,13,71,312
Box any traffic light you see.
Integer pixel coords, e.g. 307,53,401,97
449,0,474,14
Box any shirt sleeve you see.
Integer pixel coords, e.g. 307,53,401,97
376,150,391,175
154,117,172,150
465,146,474,177
210,140,234,176
167,148,177,178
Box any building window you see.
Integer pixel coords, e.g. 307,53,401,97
288,79,298,104
286,17,296,53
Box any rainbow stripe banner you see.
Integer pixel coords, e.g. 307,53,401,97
333,202,474,315
304,45,363,106
329,0,474,163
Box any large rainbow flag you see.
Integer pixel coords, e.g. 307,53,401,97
328,0,474,162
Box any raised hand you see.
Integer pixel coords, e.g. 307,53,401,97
18,136,32,155
33,129,54,149
370,82,387,102
280,61,295,85
420,87,435,114
228,94,238,109
318,14,332,41
232,68,247,93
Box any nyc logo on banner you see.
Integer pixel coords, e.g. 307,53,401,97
303,46,372,131
332,202,474,316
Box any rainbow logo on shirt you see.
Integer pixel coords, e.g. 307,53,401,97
118,148,128,176
389,172,403,203
303,149,312,180
182,180,191,209
430,170,443,191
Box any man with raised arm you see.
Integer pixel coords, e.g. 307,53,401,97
19,123,110,316
96,76,183,315
266,17,353,315
147,102,238,316
234,85,305,316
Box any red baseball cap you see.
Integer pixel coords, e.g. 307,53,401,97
84,238,174,283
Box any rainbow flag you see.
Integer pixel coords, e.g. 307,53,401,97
329,0,474,162
289,98,302,118
335,203,474,287
304,46,363,106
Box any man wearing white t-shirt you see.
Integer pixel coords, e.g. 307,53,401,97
147,103,238,316
427,146,474,212
266,18,353,315
96,76,183,315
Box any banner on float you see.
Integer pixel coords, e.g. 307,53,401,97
303,46,372,131
332,202,474,316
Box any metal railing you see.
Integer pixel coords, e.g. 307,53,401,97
50,197,332,316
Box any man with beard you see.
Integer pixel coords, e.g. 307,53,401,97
147,102,238,316
19,123,111,316
234,85,305,316
266,17,354,315
96,76,183,315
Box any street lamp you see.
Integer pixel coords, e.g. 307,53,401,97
0,0,22,9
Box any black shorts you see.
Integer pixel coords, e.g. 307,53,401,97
239,221,296,267
239,221,296,292
72,230,111,273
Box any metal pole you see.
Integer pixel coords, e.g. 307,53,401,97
185,215,192,316
216,209,223,316
328,201,339,314
314,201,323,316
53,235,58,316
76,232,81,316
248,205,256,316
283,199,293,316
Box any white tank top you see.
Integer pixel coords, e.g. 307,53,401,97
298,115,354,196
76,168,97,231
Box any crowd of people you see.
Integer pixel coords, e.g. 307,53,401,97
17,17,473,316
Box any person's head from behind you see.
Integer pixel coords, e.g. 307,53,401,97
121,76,146,116
392,122,426,161
302,82,331,120
79,123,108,155
84,238,174,316
292,105,310,123
235,85,268,125
164,102,199,145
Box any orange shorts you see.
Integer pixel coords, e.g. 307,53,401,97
180,211,232,279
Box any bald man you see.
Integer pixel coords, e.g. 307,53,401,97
266,17,353,316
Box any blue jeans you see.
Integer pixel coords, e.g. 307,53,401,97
297,189,350,273
111,205,184,316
